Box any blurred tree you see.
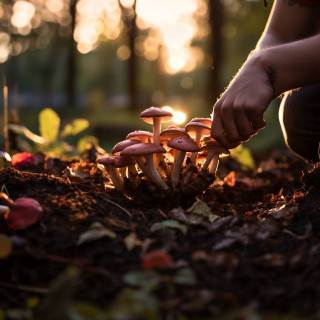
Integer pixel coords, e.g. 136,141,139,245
67,0,78,108
119,0,139,112
207,0,224,109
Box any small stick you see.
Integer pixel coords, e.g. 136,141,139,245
0,281,49,294
98,194,132,218
3,77,9,153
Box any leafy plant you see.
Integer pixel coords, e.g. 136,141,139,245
9,108,96,157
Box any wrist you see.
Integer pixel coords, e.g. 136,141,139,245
250,50,279,98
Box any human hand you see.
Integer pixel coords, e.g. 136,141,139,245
211,53,274,149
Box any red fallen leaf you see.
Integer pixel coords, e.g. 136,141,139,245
224,171,236,187
11,153,36,167
5,198,43,230
142,249,173,270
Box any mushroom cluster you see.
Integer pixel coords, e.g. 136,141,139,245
97,107,230,198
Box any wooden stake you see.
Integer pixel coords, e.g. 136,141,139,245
2,77,9,153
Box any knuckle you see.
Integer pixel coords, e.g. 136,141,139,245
232,104,243,112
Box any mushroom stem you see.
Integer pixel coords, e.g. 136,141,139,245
128,164,138,178
153,117,161,146
108,166,123,190
209,154,220,175
190,132,201,163
201,149,215,172
145,154,169,190
135,155,151,177
171,150,185,188
120,167,127,179
0,205,9,215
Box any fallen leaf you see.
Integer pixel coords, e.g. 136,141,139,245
224,171,236,187
187,197,219,223
213,238,237,251
123,270,161,290
0,234,13,258
173,268,197,286
11,152,36,167
268,205,298,220
77,222,116,245
63,167,90,180
5,198,43,230
107,287,160,320
123,232,142,251
151,220,188,235
142,249,173,270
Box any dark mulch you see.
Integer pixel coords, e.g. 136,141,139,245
0,151,319,319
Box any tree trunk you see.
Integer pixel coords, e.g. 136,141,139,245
207,0,224,109
128,1,138,112
67,0,77,108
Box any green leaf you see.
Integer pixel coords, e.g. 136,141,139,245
107,288,160,320
0,234,12,259
69,303,106,320
77,222,117,245
186,197,219,223
0,308,5,320
173,268,197,286
151,220,187,235
123,270,161,290
6,309,32,319
39,108,60,143
8,124,45,144
77,135,99,154
61,119,89,138
230,144,255,170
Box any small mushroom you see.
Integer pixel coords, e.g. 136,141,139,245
200,140,230,175
140,107,173,146
114,155,138,179
185,122,211,163
112,139,141,154
167,137,200,188
126,130,153,143
112,139,141,178
190,117,212,127
97,156,123,190
121,143,169,190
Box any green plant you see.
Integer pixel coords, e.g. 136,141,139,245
9,108,97,157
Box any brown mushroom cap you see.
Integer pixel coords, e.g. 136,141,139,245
126,130,153,142
201,144,230,157
185,122,211,136
121,143,166,156
203,139,221,147
160,127,190,140
140,107,173,124
191,117,212,127
167,137,200,152
114,155,136,167
97,156,114,165
112,139,141,154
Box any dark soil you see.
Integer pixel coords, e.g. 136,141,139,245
0,150,320,319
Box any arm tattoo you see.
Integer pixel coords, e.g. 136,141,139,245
266,65,276,94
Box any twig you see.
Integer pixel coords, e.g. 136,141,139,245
3,76,9,153
98,194,132,218
0,281,49,294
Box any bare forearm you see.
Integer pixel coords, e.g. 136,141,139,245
255,34,320,96
256,32,284,50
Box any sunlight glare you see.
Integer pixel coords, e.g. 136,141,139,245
161,106,187,125
11,1,35,29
